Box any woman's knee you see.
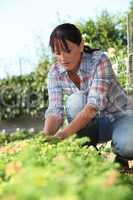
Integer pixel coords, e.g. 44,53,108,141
112,115,133,159
122,145,133,159
112,139,133,159
66,91,87,122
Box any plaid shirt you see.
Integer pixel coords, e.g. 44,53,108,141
45,51,128,122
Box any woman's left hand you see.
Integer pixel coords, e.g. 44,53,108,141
55,130,69,140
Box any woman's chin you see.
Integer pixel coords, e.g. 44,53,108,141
64,66,73,71
64,65,77,72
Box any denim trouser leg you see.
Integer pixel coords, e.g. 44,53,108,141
112,112,133,160
66,91,113,145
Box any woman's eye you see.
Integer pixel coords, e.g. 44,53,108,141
65,49,72,53
55,52,60,55
68,49,72,53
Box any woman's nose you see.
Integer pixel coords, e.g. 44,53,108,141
60,52,68,60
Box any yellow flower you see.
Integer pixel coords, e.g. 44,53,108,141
103,170,119,187
5,161,22,177
0,141,28,154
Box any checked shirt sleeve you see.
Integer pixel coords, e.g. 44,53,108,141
87,54,113,111
45,70,64,119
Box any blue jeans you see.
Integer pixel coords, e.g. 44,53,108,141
66,91,133,160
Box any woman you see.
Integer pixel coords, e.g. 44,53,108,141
43,23,133,168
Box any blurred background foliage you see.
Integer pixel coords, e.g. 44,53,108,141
0,0,133,120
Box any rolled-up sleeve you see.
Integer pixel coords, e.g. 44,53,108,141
45,70,64,119
87,54,112,111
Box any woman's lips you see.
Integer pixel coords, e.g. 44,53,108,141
62,62,70,66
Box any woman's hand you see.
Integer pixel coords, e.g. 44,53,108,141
55,130,69,140
45,130,69,143
43,115,64,136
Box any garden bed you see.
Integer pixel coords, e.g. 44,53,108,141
0,131,133,200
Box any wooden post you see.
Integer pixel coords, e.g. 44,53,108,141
127,13,133,86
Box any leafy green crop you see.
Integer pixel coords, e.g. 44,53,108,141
0,131,133,200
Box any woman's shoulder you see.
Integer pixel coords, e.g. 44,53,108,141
92,50,108,60
84,51,108,68
84,50,108,61
91,51,111,68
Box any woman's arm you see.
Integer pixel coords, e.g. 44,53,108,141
55,104,96,139
43,67,64,136
64,104,96,134
43,114,64,136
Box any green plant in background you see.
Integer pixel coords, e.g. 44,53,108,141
0,57,50,120
107,47,128,88
77,10,127,51
0,7,132,120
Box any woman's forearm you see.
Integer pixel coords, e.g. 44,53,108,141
43,115,64,136
63,105,96,136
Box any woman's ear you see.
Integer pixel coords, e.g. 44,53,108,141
80,39,84,53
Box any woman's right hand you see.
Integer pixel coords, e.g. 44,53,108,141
43,114,64,136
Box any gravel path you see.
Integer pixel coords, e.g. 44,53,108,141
0,114,44,133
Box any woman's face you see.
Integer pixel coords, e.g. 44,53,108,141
54,39,84,72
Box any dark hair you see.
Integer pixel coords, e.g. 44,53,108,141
49,23,99,54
